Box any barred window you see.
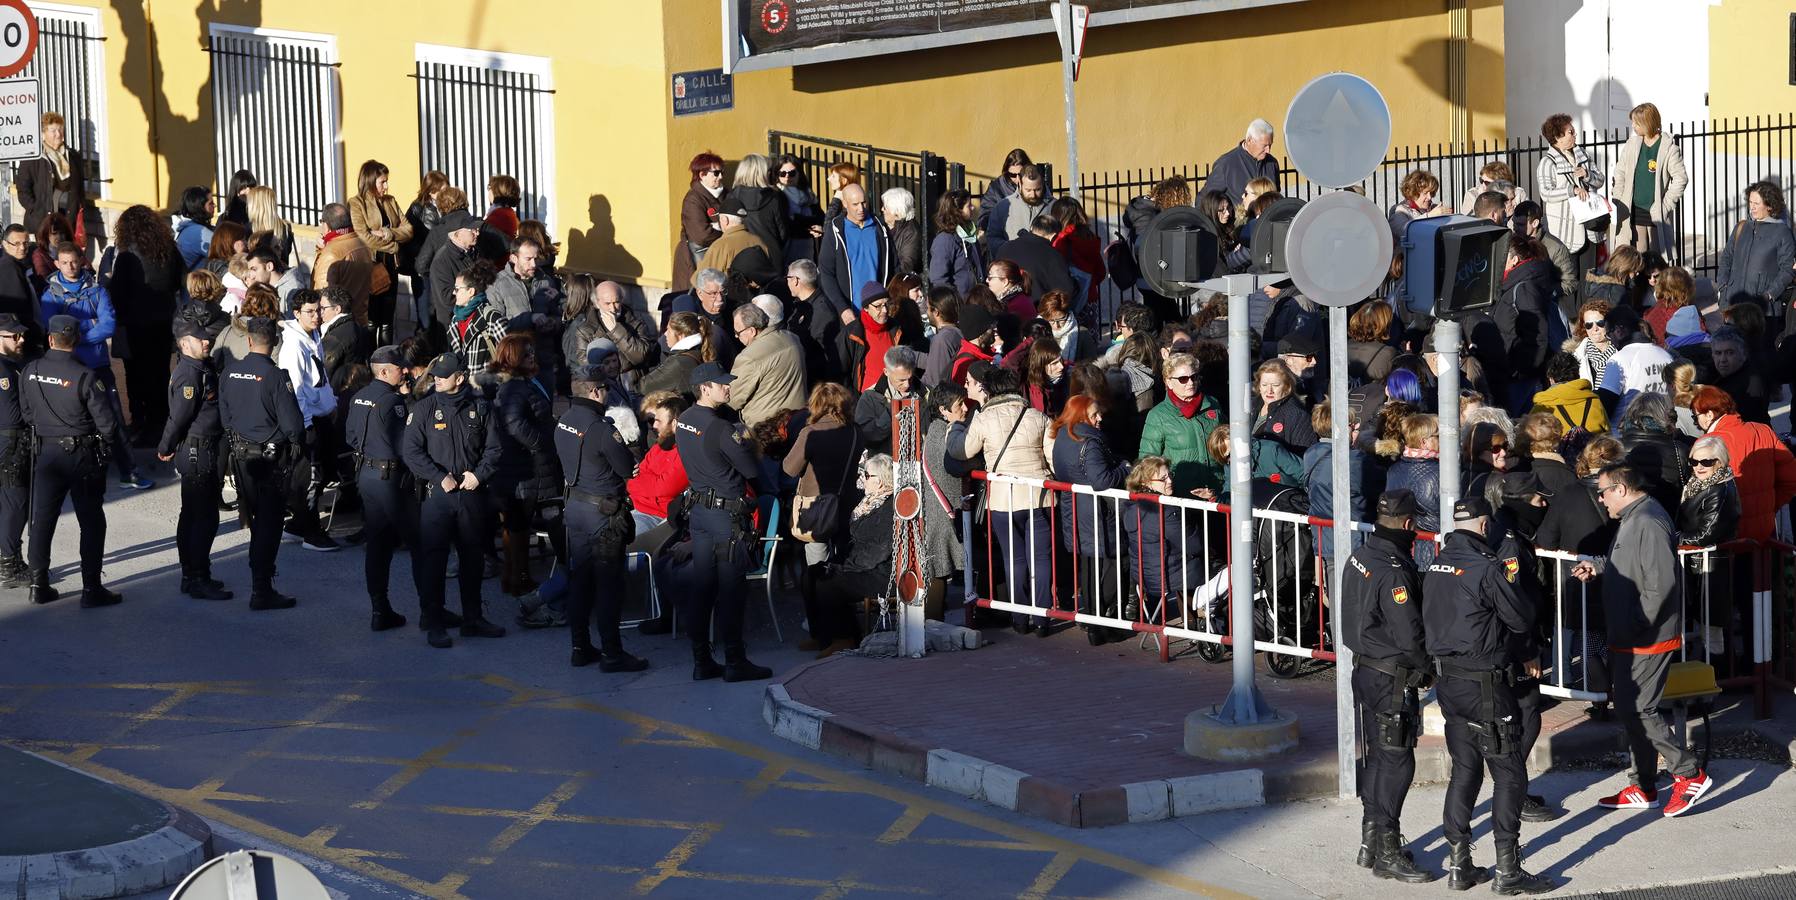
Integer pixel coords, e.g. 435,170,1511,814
207,25,342,223
22,3,108,194
414,44,555,227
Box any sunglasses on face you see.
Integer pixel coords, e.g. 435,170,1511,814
1692,457,1720,467
778,169,798,178
1170,374,1197,384
1583,320,1606,329
703,169,723,176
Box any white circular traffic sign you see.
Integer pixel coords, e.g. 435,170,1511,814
1282,190,1393,309
0,0,38,79
1283,72,1391,189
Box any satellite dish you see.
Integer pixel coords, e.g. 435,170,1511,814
1136,206,1219,298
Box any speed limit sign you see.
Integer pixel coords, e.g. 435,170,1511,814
0,0,38,80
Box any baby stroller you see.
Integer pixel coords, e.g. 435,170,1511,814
1187,482,1330,678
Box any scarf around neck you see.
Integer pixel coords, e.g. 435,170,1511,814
1683,465,1733,502
453,291,486,325
1169,392,1205,419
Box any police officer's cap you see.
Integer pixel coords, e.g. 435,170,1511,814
427,352,466,378
689,361,736,388
1376,489,1418,519
173,319,211,341
47,314,79,340
1452,496,1493,522
1279,330,1324,359
244,316,279,345
1500,471,1554,500
0,313,25,336
369,345,405,367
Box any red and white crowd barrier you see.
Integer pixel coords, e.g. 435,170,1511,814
961,471,1792,711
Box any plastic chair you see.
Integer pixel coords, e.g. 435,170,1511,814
1660,660,1723,769
744,497,784,643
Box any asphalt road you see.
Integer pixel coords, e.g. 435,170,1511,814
2,466,1793,899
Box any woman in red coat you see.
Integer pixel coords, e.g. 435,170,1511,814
1691,385,1796,542
1049,197,1105,320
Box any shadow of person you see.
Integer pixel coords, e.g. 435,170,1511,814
564,194,644,280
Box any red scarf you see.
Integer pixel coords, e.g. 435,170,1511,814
1169,392,1206,419
322,227,355,245
859,310,895,391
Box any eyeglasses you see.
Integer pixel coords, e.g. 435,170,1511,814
778,169,798,178
702,169,723,176
1596,483,1624,497
2,240,24,249
1170,374,1197,384
1582,320,1606,329
1691,457,1720,468
985,274,1004,282
1489,445,1509,454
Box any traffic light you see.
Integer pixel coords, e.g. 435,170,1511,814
1136,206,1219,297
1400,215,1510,317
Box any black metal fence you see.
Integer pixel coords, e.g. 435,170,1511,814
774,115,1796,290
415,61,554,224
207,32,340,223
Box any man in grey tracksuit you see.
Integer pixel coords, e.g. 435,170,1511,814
1574,462,1711,816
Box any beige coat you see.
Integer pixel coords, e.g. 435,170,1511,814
730,329,807,427
347,193,414,257
956,395,1052,511
312,232,375,324
1608,133,1688,252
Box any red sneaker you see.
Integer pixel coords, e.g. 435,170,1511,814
1662,771,1712,818
1597,784,1659,809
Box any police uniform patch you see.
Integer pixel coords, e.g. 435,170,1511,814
1392,586,1409,605
434,423,447,431
182,385,195,400
1504,558,1520,583
406,412,414,425
434,409,444,421
0,377,9,390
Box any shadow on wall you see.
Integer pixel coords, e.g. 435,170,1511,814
1399,38,1507,116
115,0,266,209
791,0,1485,93
565,194,643,279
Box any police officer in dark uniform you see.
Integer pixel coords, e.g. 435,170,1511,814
345,345,417,632
0,313,30,588
1422,496,1552,895
1492,471,1564,825
402,351,506,649
673,362,772,682
158,319,231,601
19,315,120,607
218,316,302,611
1341,489,1433,884
554,364,649,671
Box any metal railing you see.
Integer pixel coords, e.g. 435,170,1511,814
767,130,946,270
961,470,1787,712
207,31,342,223
415,60,554,225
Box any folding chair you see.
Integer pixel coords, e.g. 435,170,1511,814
744,497,784,643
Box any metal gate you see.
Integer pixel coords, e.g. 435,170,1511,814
206,26,343,223
414,47,555,226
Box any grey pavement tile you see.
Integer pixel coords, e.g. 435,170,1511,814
454,865,644,900
329,808,515,886
503,819,697,870
208,798,344,848
274,721,467,762
437,707,638,770
553,770,762,824
738,782,911,840
219,756,405,806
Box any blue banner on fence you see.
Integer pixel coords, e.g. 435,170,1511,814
672,68,733,118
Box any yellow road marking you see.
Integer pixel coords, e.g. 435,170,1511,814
35,674,1250,900
876,807,927,844
1019,851,1078,900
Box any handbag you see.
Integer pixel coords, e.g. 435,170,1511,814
793,433,859,543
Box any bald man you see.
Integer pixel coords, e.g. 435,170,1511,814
817,183,892,342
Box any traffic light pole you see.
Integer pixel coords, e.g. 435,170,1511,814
1434,317,1462,535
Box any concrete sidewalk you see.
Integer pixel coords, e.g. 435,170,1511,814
0,744,211,899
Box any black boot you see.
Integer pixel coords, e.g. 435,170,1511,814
1519,793,1563,823
1445,841,1488,891
722,643,772,682
1490,841,1553,895
597,648,649,673
1355,818,1377,869
419,608,463,630
370,597,406,631
80,586,123,608
692,642,724,681
27,571,59,605
0,555,28,588
185,577,233,601
1372,828,1436,884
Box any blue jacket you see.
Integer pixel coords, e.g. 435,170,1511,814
41,273,116,370
1050,422,1130,558
1385,456,1442,534
1301,440,1376,555
175,218,213,271
928,229,981,296
1122,497,1205,602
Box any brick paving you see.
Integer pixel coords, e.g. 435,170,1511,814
781,626,1605,799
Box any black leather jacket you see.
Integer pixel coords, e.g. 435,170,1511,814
1677,478,1741,547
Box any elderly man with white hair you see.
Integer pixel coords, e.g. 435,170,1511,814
1207,118,1281,209
728,302,807,426
882,187,923,275
854,345,921,449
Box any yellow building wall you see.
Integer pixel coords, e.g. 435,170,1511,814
1707,0,1796,121
53,0,1503,290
